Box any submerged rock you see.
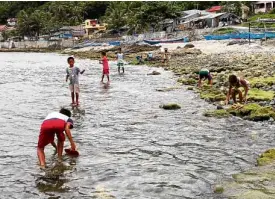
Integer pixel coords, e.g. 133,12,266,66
160,103,181,110
147,71,161,75
257,149,275,166
204,109,231,118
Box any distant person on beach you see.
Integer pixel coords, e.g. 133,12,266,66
162,48,170,65
99,51,110,83
136,55,144,64
198,68,213,88
225,74,250,105
37,108,76,169
116,48,124,74
66,57,85,106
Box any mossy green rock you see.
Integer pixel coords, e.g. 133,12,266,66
257,149,275,166
204,109,231,118
199,87,226,102
249,75,275,88
227,103,275,121
177,77,196,85
250,106,275,121
214,185,224,194
248,88,274,102
160,103,181,110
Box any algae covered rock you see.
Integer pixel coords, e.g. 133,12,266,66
250,106,275,121
248,88,275,102
199,87,226,102
214,185,224,194
257,149,275,166
204,109,231,118
177,77,197,85
227,103,275,121
249,75,275,88
160,103,181,110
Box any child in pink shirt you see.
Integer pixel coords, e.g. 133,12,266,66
100,51,110,83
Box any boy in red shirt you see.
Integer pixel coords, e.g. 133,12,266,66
37,108,77,169
100,51,110,83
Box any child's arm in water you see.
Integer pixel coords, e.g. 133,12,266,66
64,123,76,151
225,85,232,105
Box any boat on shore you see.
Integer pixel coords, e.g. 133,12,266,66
143,37,187,45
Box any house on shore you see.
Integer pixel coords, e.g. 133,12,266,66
254,1,275,13
84,19,107,38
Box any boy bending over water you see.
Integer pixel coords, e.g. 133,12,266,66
198,68,213,88
66,57,85,106
225,74,249,105
37,108,76,169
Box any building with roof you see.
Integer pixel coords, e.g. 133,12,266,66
7,18,17,26
207,6,223,13
178,12,226,29
254,1,275,13
84,19,107,38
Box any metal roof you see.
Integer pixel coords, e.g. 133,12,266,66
182,9,210,16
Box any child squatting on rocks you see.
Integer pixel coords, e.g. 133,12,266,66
37,108,77,169
225,74,250,105
198,68,213,88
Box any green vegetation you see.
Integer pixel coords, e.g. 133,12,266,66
248,88,274,102
214,186,224,194
199,87,226,102
249,75,275,88
257,149,275,166
213,28,238,35
160,103,181,110
0,1,253,38
204,109,231,118
206,103,275,121
244,13,275,28
177,77,197,85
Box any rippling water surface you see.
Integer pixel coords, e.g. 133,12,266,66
0,52,274,199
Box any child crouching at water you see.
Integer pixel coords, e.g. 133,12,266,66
198,68,213,88
225,74,249,105
99,51,110,83
37,108,77,169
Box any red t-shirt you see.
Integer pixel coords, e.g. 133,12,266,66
102,56,109,70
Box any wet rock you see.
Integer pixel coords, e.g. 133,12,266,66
257,149,275,166
199,86,226,102
187,86,194,90
217,105,223,110
248,88,274,102
160,103,181,110
156,86,180,92
204,109,230,118
147,71,161,75
177,77,196,85
214,185,224,194
184,43,195,49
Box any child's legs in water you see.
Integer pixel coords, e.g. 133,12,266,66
56,132,65,161
69,85,75,103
